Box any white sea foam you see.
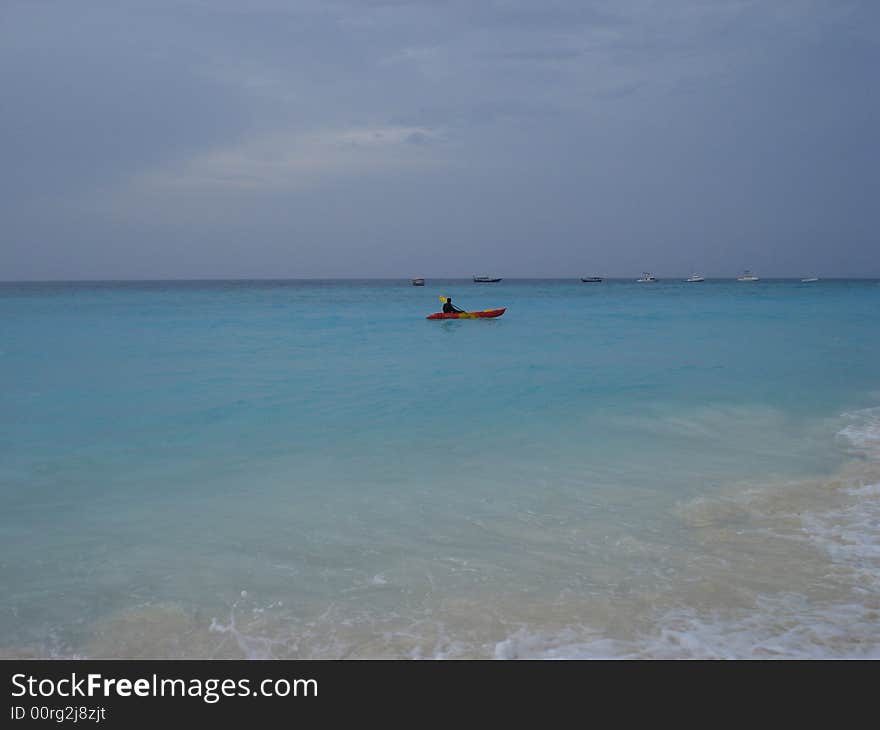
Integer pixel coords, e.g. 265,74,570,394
837,407,880,460
490,409,880,659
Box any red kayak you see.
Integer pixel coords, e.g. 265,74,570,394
426,308,506,320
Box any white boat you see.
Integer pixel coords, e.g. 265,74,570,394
685,273,704,282
801,277,819,283
410,277,425,286
637,272,657,282
737,270,760,282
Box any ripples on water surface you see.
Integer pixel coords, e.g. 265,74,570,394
1,279,879,657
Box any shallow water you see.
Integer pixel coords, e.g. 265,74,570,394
1,279,879,658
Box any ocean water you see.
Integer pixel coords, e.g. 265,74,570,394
1,278,879,658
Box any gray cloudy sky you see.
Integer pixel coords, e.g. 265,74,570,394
1,0,877,279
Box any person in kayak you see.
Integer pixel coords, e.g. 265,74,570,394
443,297,465,314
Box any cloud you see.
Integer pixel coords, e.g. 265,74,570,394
2,0,878,277
126,125,447,195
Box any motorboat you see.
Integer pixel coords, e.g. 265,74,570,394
801,277,819,283
580,277,603,283
473,275,502,283
737,270,760,282
685,273,705,282
637,272,657,282
411,277,425,286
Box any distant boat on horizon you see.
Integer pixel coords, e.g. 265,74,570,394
410,277,425,286
637,272,657,282
685,273,705,282
801,277,819,283
473,275,502,283
581,276,603,283
737,270,760,282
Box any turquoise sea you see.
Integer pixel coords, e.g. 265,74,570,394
2,279,879,658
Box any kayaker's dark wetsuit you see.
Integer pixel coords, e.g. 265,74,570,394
443,299,464,314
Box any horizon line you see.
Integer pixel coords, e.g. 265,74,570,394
3,276,880,284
